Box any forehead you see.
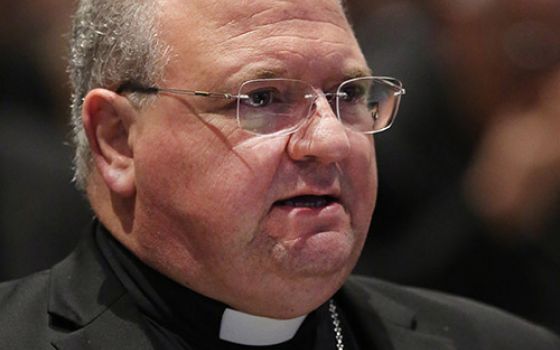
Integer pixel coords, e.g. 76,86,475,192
158,0,369,88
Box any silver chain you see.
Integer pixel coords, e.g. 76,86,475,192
328,299,345,350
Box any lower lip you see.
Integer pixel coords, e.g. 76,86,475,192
275,201,344,216
267,202,348,241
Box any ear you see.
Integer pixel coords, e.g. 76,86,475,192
82,89,137,198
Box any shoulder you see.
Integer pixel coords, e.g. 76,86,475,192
346,275,560,349
0,270,52,348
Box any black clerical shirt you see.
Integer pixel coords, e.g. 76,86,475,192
96,225,360,350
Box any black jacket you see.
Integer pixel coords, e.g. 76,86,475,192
1,229,559,350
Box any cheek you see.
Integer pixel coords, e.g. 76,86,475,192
347,136,378,231
134,119,289,244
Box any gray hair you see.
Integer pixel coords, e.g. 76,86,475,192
68,0,170,190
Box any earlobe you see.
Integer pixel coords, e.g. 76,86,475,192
83,89,136,198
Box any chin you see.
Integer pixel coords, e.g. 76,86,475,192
271,229,360,278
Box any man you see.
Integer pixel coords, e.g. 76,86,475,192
0,0,558,349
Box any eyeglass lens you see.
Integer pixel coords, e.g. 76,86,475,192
237,78,401,135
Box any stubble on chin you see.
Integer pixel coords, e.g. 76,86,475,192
261,227,360,279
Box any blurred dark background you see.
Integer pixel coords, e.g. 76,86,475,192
348,0,560,334
0,0,92,280
1,0,559,334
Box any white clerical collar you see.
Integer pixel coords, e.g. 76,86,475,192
219,308,307,346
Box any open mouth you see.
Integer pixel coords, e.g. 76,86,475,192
275,195,339,208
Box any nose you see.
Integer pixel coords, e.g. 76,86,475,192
287,93,351,164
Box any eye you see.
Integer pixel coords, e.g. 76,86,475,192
244,89,277,108
339,83,366,103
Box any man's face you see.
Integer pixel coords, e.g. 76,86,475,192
129,0,377,317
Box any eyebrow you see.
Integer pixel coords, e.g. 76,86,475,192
247,68,289,80
237,66,372,82
342,67,373,79
222,65,372,92
217,67,287,92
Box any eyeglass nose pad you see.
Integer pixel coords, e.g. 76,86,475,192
301,91,318,119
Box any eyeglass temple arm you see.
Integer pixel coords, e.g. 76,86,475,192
115,81,159,94
115,81,243,100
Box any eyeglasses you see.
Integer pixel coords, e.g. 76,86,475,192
116,76,405,136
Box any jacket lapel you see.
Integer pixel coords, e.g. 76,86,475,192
339,277,456,350
50,295,154,350
47,224,154,350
